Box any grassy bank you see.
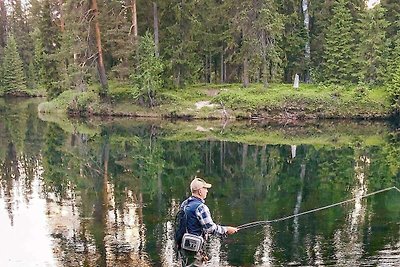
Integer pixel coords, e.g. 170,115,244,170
37,81,392,121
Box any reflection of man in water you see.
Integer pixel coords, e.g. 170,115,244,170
179,177,238,266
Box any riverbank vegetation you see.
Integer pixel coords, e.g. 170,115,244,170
0,0,399,120
37,82,391,120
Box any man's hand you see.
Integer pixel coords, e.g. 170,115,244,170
226,226,239,235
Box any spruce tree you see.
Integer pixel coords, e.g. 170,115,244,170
10,0,33,82
389,40,400,116
61,0,92,92
381,0,400,37
322,0,356,84
2,35,27,94
159,0,201,87
277,0,308,82
32,28,45,87
356,5,389,85
38,0,62,99
101,0,135,80
309,0,335,79
131,32,164,107
229,0,283,87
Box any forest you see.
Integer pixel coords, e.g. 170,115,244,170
0,0,399,117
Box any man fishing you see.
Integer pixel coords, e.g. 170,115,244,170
176,177,238,267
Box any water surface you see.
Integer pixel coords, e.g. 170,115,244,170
0,98,399,266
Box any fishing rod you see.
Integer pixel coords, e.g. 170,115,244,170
237,186,400,231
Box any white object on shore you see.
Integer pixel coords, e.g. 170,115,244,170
293,74,300,89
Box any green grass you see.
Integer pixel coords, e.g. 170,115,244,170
37,80,393,119
212,83,390,117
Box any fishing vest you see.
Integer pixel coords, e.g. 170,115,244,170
184,197,203,236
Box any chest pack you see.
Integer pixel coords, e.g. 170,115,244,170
174,199,203,251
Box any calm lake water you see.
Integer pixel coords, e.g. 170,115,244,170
0,98,399,267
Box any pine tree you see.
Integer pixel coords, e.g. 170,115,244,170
322,0,356,84
356,5,389,85
2,35,27,94
90,0,108,96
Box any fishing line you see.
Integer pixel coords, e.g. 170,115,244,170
237,186,400,231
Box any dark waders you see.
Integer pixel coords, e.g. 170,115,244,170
178,246,209,267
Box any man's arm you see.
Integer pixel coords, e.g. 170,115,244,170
195,204,227,236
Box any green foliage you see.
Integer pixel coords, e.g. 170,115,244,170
389,62,400,115
381,0,400,37
38,0,62,100
31,28,46,88
213,83,389,117
67,91,100,116
100,0,135,81
1,35,27,94
228,0,284,85
159,0,201,87
356,5,389,85
9,0,34,81
131,32,164,107
38,90,100,116
277,0,308,82
108,81,140,101
323,0,356,84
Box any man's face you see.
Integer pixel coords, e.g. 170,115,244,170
201,187,208,199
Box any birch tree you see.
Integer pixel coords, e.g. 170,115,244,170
302,0,310,82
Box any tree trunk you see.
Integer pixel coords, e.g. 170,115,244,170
174,68,181,87
58,0,65,32
153,2,159,57
220,48,224,83
204,55,208,83
0,0,7,48
130,0,138,38
261,30,269,88
209,52,212,83
302,0,311,83
91,0,108,96
243,56,249,87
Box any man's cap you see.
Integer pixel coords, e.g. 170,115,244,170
190,177,212,192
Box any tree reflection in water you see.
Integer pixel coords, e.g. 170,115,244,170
0,99,399,266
